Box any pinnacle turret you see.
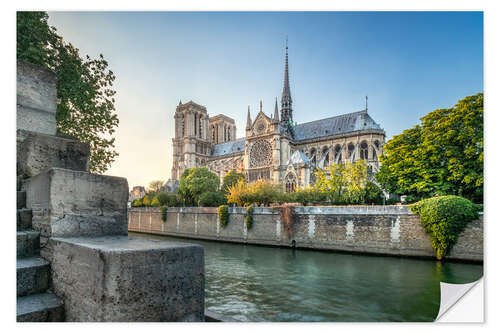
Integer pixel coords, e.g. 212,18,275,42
273,97,279,123
246,105,252,129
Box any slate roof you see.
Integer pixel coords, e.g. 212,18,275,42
211,138,245,157
294,110,383,141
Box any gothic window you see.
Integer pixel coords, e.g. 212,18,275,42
194,114,197,136
211,125,215,143
228,126,231,141
249,140,273,168
322,147,329,166
334,144,342,163
310,148,316,165
199,116,202,139
373,148,378,161
360,141,369,160
285,173,297,193
348,143,355,159
374,140,380,150
180,114,185,137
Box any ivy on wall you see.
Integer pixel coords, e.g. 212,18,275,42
218,205,229,228
161,206,167,222
246,206,254,230
410,195,480,260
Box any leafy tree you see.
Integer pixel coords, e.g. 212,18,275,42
132,198,143,207
226,179,249,207
222,171,245,193
142,194,152,207
376,93,483,203
147,180,164,194
178,167,220,206
17,12,118,173
199,192,226,207
150,197,161,207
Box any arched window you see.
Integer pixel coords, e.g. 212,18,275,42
285,173,297,193
334,144,342,163
348,143,355,160
180,114,185,137
360,141,369,160
322,147,329,166
374,140,380,150
199,116,202,138
194,114,198,136
310,148,316,165
227,126,231,141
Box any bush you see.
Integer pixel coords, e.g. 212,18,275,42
410,195,480,260
155,192,180,207
142,194,152,207
161,206,167,222
226,179,249,207
246,206,254,230
200,191,226,207
150,197,161,207
290,187,327,205
363,182,384,205
218,205,229,228
132,198,143,207
222,170,245,194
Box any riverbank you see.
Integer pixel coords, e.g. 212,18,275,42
128,206,483,262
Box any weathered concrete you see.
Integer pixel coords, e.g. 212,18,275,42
49,236,204,322
17,129,90,181
25,168,129,251
17,61,58,135
129,206,483,262
17,231,40,258
17,257,50,297
17,293,64,322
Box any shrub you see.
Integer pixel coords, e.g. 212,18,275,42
161,206,167,222
222,170,245,194
226,179,249,207
150,197,161,207
132,198,143,207
218,205,229,228
155,192,181,207
246,206,254,230
200,191,226,207
410,195,480,260
363,182,384,205
142,194,152,207
291,187,327,205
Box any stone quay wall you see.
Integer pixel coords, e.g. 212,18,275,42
128,206,483,262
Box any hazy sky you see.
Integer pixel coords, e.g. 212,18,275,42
47,11,483,190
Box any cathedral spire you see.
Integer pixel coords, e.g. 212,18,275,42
260,100,263,113
273,97,279,123
246,105,252,129
280,38,293,132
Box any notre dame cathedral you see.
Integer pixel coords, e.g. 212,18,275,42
170,44,386,192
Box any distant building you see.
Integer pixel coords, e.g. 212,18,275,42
169,44,385,191
129,186,146,202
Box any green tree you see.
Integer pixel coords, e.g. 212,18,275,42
199,192,226,207
17,12,118,173
376,93,483,203
178,167,220,206
147,180,164,194
222,170,245,193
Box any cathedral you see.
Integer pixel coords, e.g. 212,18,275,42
170,45,386,192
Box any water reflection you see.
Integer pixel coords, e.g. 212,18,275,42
130,232,482,322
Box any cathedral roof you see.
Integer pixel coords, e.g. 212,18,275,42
294,110,383,141
211,138,245,157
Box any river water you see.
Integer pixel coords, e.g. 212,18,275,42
129,232,482,322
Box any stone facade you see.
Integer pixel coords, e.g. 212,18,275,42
170,46,385,191
128,206,483,262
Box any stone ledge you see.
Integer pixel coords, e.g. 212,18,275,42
26,168,128,239
49,236,204,322
17,129,90,179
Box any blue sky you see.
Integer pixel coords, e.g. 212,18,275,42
47,11,483,189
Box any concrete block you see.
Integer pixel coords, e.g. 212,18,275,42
17,257,50,297
17,129,90,179
49,236,204,322
17,293,64,322
17,61,57,135
17,231,40,258
25,168,128,240
17,208,32,230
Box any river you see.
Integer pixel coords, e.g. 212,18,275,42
129,232,482,322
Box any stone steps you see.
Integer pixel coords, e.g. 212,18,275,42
17,191,26,209
17,208,32,230
17,231,40,258
17,257,50,297
17,293,64,322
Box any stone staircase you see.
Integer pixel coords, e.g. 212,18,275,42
16,189,64,322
